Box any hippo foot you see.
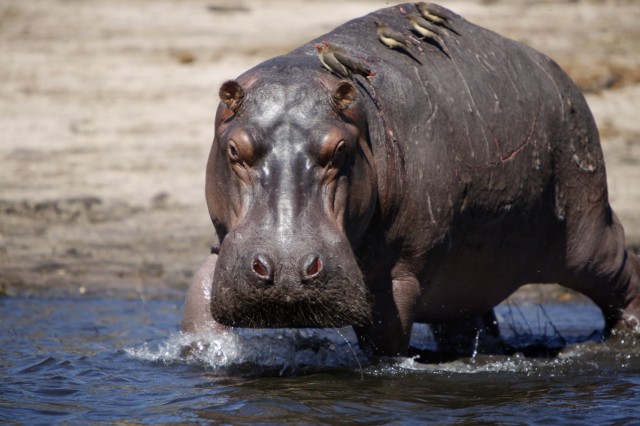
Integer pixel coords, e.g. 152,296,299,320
430,310,502,356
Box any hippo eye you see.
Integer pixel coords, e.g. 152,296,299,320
330,140,347,167
227,140,240,162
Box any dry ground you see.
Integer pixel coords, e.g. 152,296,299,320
1,0,639,300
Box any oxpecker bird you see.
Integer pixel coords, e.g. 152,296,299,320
415,2,459,34
405,13,442,39
416,2,447,25
315,42,375,79
404,13,448,55
375,20,422,64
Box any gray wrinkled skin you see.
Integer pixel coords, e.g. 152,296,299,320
183,3,640,357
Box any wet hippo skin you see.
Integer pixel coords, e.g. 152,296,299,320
182,3,640,357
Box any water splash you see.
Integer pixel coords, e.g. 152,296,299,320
126,327,368,375
392,352,571,376
125,304,639,377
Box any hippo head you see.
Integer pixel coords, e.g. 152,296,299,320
205,72,378,328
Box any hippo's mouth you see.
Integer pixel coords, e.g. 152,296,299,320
210,278,372,328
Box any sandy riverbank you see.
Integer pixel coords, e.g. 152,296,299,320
1,0,638,299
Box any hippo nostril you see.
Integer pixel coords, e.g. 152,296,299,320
301,254,323,280
307,257,322,276
252,259,267,276
251,254,273,281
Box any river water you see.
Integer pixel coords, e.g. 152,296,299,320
2,295,639,424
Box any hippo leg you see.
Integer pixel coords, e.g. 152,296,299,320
355,274,422,357
559,208,640,334
430,310,502,355
181,254,228,333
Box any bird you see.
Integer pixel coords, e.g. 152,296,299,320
404,13,448,55
405,12,443,40
315,42,375,79
375,20,422,64
415,2,459,35
415,2,447,25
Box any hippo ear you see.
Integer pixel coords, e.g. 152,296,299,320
331,80,357,112
219,80,245,113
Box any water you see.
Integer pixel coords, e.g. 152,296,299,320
2,295,640,424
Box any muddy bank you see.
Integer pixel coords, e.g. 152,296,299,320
1,0,639,299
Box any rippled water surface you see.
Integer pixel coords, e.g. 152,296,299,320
2,295,640,424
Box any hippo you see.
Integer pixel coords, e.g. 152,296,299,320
181,2,640,357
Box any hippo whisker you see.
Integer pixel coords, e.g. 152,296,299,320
332,327,364,380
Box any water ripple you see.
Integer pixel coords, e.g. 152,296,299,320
2,296,640,424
